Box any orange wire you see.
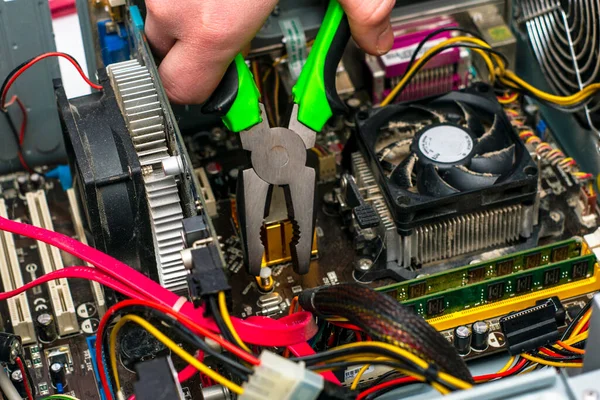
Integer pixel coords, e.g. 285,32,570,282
556,340,586,355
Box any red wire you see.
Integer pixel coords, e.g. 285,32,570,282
356,376,419,400
0,266,146,302
95,299,263,400
0,215,318,348
473,358,528,382
1,52,102,109
539,347,565,358
4,95,31,172
15,357,34,400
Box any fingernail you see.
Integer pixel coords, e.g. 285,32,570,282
376,24,394,55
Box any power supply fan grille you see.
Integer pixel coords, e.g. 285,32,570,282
516,0,600,130
375,100,515,197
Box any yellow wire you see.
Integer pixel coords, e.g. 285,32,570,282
350,357,390,390
381,35,600,107
109,314,244,395
217,291,252,353
571,309,592,337
498,356,516,373
381,36,500,106
327,342,473,390
564,331,588,345
521,353,583,368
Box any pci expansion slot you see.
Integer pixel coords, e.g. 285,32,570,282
67,189,106,315
0,199,36,344
378,238,600,330
26,190,78,336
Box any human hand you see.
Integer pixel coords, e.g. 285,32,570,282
145,0,395,104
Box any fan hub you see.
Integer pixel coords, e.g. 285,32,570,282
415,124,475,166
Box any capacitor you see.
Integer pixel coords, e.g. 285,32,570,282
49,361,67,390
453,325,472,356
30,173,43,189
16,175,29,194
36,313,58,343
0,332,21,364
471,320,489,351
228,168,239,195
205,161,227,197
10,369,27,398
202,384,232,400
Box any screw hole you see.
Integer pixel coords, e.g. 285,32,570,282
524,166,538,177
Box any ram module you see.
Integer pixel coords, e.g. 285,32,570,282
377,238,582,302
399,253,595,318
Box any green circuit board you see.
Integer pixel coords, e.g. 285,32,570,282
397,253,595,318
377,238,582,302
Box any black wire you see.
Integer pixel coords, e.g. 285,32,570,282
531,351,583,362
404,27,488,75
99,304,252,392
389,43,510,103
2,110,20,147
368,369,403,386
292,345,424,374
561,300,592,340
309,360,455,391
0,52,84,100
208,296,239,346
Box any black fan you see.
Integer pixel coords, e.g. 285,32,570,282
376,101,516,197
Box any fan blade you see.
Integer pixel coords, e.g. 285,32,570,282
417,164,459,196
390,152,417,188
443,165,499,191
456,101,485,136
410,105,446,123
470,144,515,175
473,115,506,154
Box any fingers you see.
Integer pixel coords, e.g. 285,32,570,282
338,0,396,55
145,11,176,59
158,41,232,104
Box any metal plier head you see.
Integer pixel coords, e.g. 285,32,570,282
202,0,350,276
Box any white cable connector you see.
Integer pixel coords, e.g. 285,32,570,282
240,351,324,400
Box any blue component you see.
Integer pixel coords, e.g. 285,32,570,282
129,6,144,32
45,165,72,191
56,383,64,394
97,20,131,66
87,336,110,400
537,119,547,140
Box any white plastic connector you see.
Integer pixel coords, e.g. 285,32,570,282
240,351,324,400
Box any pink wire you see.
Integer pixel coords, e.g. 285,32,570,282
0,216,317,347
0,266,147,301
288,342,340,384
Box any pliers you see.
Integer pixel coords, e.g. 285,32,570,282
203,0,350,276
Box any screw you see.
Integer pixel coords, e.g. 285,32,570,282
357,258,373,271
550,211,561,222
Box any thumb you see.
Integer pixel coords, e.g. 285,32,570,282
338,0,396,55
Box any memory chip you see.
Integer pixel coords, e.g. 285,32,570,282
551,246,570,262
486,282,505,301
524,253,542,269
543,268,562,286
496,259,514,276
515,274,533,293
571,261,588,281
408,281,427,299
426,297,445,317
468,266,486,283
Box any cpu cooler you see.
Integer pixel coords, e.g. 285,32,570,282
351,84,539,277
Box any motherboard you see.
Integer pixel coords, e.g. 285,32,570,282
1,1,600,400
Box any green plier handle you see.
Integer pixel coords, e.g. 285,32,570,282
202,0,351,133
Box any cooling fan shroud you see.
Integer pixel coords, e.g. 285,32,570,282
354,86,539,233
377,101,517,197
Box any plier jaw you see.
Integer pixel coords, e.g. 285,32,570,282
236,105,318,276
202,0,350,276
